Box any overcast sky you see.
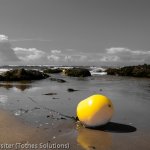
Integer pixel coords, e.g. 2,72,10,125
0,0,150,66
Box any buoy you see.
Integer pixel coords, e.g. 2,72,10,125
77,94,114,127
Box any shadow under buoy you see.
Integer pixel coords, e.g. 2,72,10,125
89,122,137,133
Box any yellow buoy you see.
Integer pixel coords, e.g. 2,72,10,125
77,94,114,127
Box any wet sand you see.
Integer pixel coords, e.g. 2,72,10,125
0,109,47,144
0,109,79,150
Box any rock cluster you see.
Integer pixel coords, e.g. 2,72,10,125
43,68,62,74
0,68,49,81
63,68,91,77
106,64,150,78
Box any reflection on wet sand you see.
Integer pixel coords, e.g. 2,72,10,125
0,82,32,91
77,127,112,150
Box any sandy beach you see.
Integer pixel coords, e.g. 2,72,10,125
0,109,78,150
0,73,150,150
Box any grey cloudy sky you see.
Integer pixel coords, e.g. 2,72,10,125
0,0,150,66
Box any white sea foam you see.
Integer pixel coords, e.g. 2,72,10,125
90,67,107,76
0,68,10,74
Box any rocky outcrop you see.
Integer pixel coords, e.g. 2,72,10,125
43,68,62,74
105,68,119,75
63,68,91,77
0,68,49,81
106,64,150,78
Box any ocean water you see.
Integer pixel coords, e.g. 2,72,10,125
0,68,150,149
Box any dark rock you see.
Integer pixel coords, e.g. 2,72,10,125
64,68,91,77
43,68,62,74
105,68,120,75
106,64,150,78
50,78,66,83
0,68,49,81
67,88,78,92
43,93,57,95
52,97,59,99
60,117,67,120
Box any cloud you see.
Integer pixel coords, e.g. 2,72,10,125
51,50,61,54
13,46,150,66
106,47,150,55
0,34,149,66
0,35,8,41
0,35,20,64
47,47,150,65
47,49,89,65
13,47,46,62
100,55,120,62
64,55,87,62
47,55,60,61
104,47,150,65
